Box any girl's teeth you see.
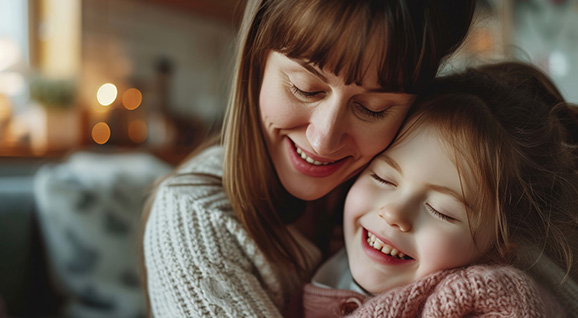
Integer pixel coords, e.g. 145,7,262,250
380,245,391,254
367,232,411,260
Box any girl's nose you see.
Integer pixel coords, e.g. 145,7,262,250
305,98,348,156
378,205,412,233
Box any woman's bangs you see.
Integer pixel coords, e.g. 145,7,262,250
263,0,414,92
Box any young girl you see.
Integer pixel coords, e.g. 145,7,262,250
143,0,476,316
296,62,578,317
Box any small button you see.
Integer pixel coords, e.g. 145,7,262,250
340,297,361,315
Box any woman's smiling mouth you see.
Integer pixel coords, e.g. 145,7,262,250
286,138,349,177
295,146,334,165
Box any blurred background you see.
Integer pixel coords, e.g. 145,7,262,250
0,0,577,317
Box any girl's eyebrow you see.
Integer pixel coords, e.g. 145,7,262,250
379,154,470,208
378,155,403,175
426,183,469,209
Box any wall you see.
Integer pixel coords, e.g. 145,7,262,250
81,0,236,124
511,0,578,103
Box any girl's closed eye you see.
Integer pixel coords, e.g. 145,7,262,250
425,203,455,222
370,173,397,187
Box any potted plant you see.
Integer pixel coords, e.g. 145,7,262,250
28,76,80,153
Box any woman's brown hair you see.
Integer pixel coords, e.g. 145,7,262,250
402,62,578,283
141,0,476,313
222,0,476,277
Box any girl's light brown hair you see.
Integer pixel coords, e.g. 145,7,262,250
403,62,578,282
222,0,476,277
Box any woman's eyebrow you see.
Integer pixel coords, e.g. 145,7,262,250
289,57,328,82
288,57,413,96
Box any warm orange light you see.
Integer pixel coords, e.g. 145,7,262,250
91,122,111,144
96,83,117,106
128,119,147,144
122,88,143,110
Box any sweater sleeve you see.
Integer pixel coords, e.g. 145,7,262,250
420,265,555,318
348,265,558,318
143,147,299,318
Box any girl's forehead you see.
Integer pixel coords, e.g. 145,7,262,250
393,122,478,196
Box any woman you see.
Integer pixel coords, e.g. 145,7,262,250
143,0,476,316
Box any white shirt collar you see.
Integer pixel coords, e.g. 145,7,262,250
311,248,370,296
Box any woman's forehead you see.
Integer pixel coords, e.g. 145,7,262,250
262,1,417,92
287,53,389,91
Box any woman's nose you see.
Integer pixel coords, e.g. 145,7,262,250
378,205,412,233
305,98,348,156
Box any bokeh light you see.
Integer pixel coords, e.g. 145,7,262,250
0,72,25,96
96,83,117,106
0,38,21,71
122,88,143,110
128,119,147,144
91,122,111,144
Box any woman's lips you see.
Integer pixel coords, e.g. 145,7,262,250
286,138,348,178
361,228,415,265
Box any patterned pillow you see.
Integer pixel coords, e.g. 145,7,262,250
34,152,172,318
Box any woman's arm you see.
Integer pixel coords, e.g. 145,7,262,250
144,181,288,317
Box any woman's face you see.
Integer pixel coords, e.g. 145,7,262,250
259,51,415,201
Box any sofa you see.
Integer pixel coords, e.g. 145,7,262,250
0,151,172,318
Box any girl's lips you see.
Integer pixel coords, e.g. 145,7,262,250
361,228,415,265
286,138,349,178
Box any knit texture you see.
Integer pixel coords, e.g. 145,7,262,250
143,146,321,317
348,264,563,318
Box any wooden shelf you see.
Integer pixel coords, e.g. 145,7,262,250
140,0,246,24
0,144,193,166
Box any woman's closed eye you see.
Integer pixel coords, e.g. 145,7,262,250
290,84,323,99
354,102,388,120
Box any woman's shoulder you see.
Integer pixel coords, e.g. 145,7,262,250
153,144,233,220
173,144,224,180
146,144,250,257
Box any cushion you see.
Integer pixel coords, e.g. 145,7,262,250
34,151,172,318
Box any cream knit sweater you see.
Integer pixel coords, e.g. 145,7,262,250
144,146,321,317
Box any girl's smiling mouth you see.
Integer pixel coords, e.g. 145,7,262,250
362,228,415,264
367,231,413,260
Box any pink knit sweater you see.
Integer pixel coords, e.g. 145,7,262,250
299,265,563,318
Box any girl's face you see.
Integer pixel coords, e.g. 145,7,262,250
343,124,493,294
259,51,415,201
